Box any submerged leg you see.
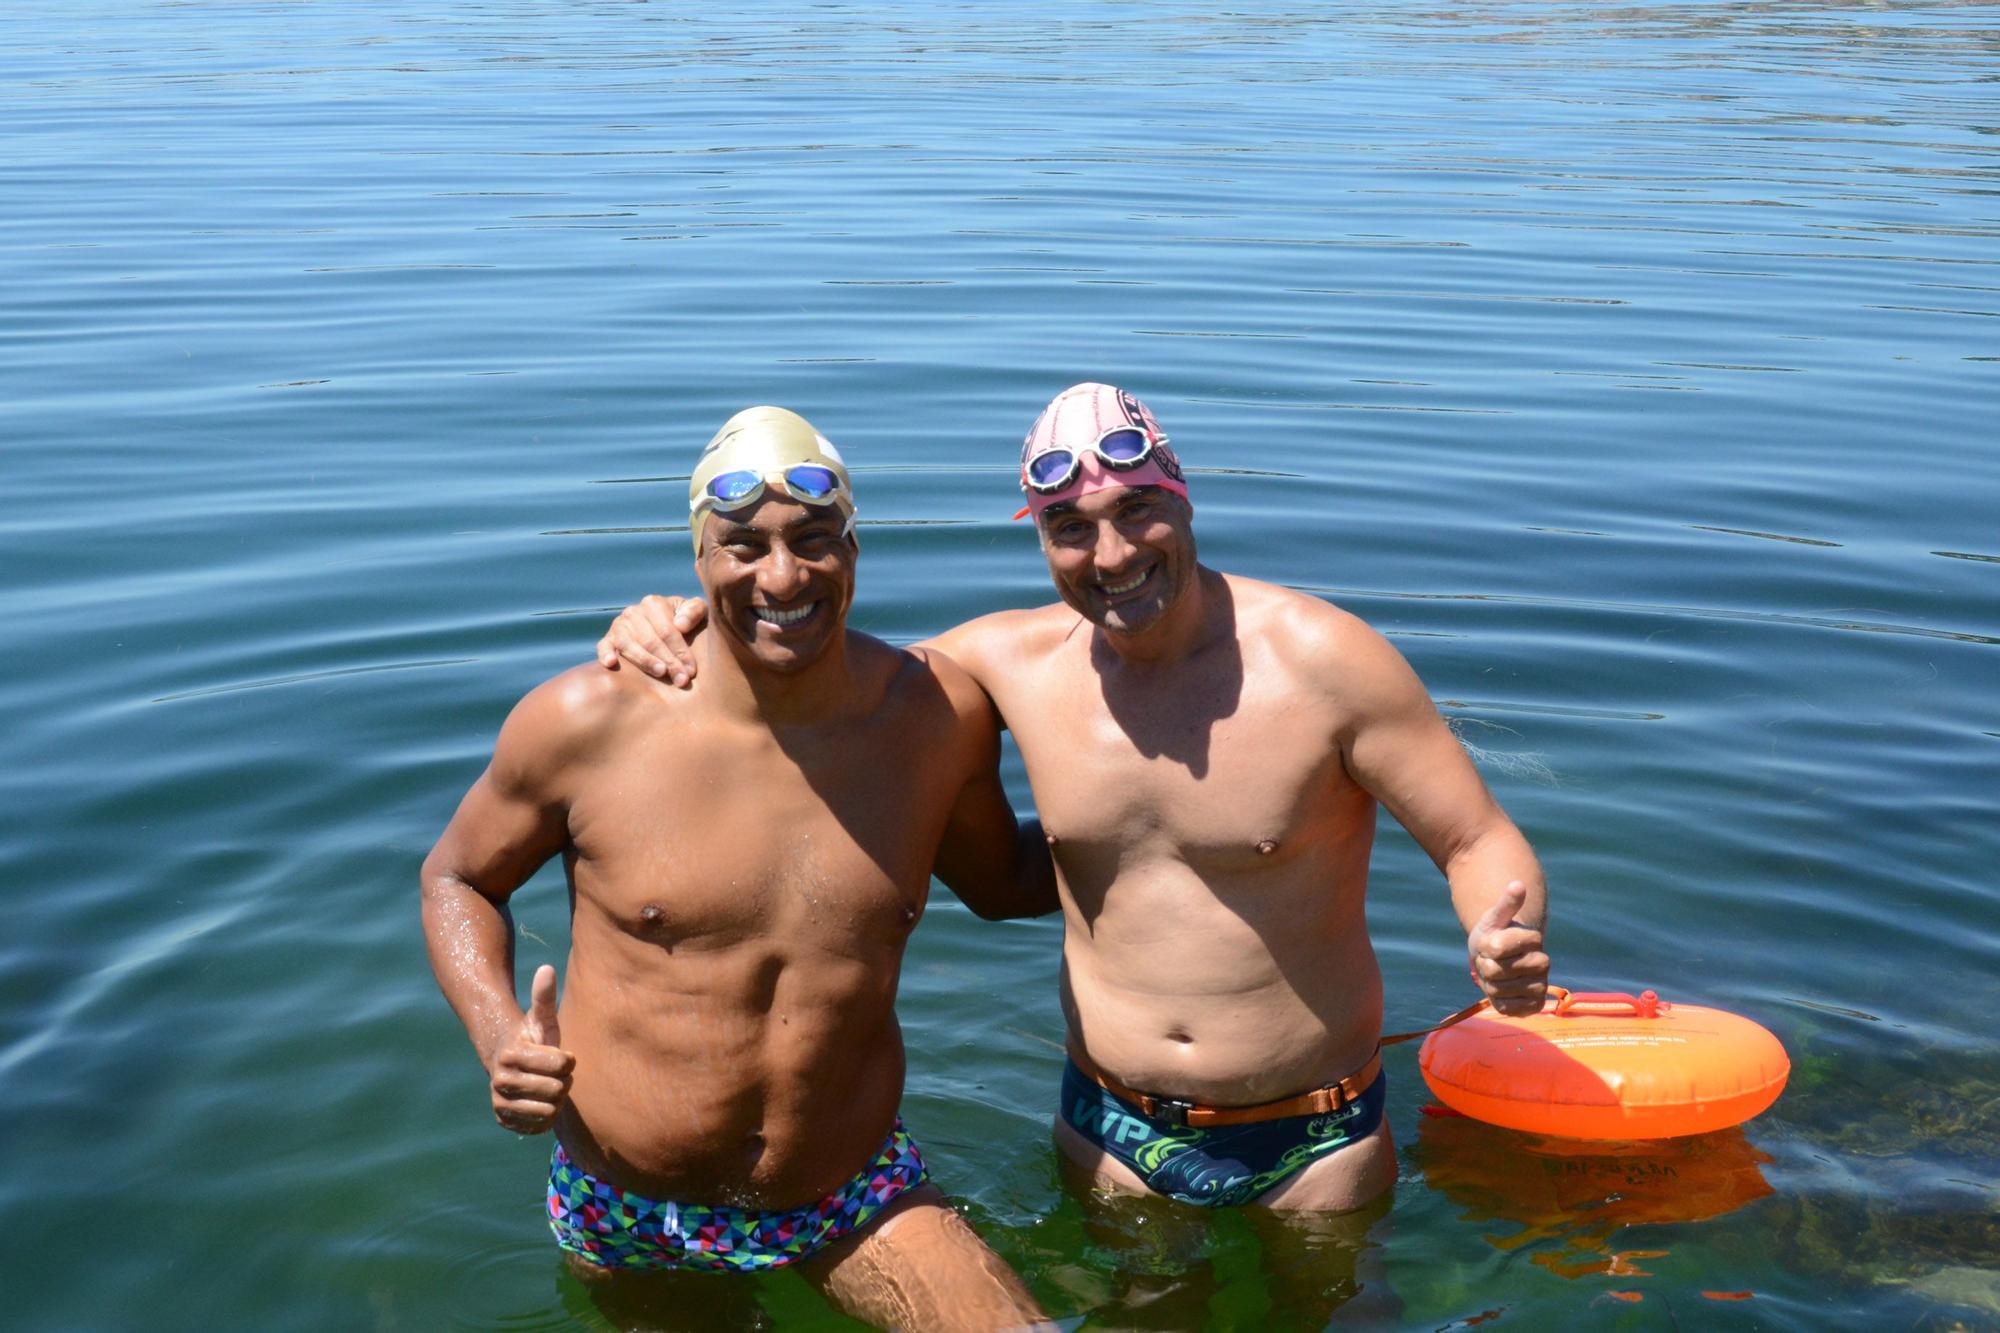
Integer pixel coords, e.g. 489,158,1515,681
1051,1130,1222,1330
1244,1189,1398,1328
796,1183,1049,1332
560,1256,772,1332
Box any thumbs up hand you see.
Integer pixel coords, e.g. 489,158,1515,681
489,964,575,1135
1467,881,1550,1017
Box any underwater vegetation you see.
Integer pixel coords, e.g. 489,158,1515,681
1769,1027,2000,1325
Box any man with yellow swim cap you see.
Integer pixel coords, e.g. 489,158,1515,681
686,404,857,553
421,406,1053,1329
599,386,1549,1223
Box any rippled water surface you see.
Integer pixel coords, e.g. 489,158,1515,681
4,2,1997,1328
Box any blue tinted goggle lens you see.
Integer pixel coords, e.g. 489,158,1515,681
1097,428,1149,462
1026,450,1079,489
782,465,839,500
707,470,764,503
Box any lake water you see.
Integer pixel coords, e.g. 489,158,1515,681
4,1,1996,1328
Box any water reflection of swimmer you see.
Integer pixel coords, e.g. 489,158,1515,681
1412,1110,1774,1279
420,407,1053,1330
601,382,1554,1221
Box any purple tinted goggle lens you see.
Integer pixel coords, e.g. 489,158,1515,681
1023,427,1153,494
705,464,841,508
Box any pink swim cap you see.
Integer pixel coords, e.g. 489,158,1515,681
1015,383,1190,521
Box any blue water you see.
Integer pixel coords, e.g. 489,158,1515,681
4,2,1996,1328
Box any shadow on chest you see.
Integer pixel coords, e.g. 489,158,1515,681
1023,649,1345,860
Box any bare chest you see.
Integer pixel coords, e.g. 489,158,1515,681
565,726,953,948
1007,667,1359,871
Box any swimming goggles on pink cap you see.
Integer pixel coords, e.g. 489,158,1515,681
1022,426,1167,495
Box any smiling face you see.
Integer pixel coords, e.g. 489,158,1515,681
1037,484,1196,634
697,494,857,673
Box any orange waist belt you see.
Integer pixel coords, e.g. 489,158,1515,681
1064,993,1503,1131
1066,1042,1383,1129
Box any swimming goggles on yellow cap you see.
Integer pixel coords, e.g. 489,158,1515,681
687,406,856,552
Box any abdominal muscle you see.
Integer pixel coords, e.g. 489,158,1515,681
553,920,906,1210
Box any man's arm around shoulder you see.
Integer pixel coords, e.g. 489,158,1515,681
917,605,1059,707
911,645,1059,922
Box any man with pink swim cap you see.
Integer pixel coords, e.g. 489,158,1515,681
1012,381,1190,522
598,384,1551,1263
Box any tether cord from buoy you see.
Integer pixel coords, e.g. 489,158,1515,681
1380,986,1572,1047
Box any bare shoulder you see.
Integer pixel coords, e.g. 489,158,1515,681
903,640,997,731
1226,573,1386,656
494,661,663,780
1224,574,1423,706
921,603,1077,684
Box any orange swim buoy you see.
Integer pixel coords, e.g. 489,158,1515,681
1416,988,1789,1140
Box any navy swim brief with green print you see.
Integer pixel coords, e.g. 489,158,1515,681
1060,1058,1386,1209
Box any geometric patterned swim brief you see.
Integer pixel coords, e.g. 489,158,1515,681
547,1117,929,1272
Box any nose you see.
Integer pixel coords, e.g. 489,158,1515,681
759,539,814,601
1092,521,1138,574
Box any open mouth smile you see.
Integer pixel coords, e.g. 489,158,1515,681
1098,569,1151,599
751,601,819,627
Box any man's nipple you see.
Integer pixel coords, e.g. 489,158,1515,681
638,903,675,946
1256,838,1279,856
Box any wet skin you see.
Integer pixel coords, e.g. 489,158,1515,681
423,497,1050,1329
603,486,1550,1214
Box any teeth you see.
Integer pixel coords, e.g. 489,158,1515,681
753,602,816,626
1102,571,1148,596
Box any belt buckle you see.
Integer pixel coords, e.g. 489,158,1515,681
1154,1097,1195,1129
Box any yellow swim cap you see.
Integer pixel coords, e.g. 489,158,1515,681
687,406,857,553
